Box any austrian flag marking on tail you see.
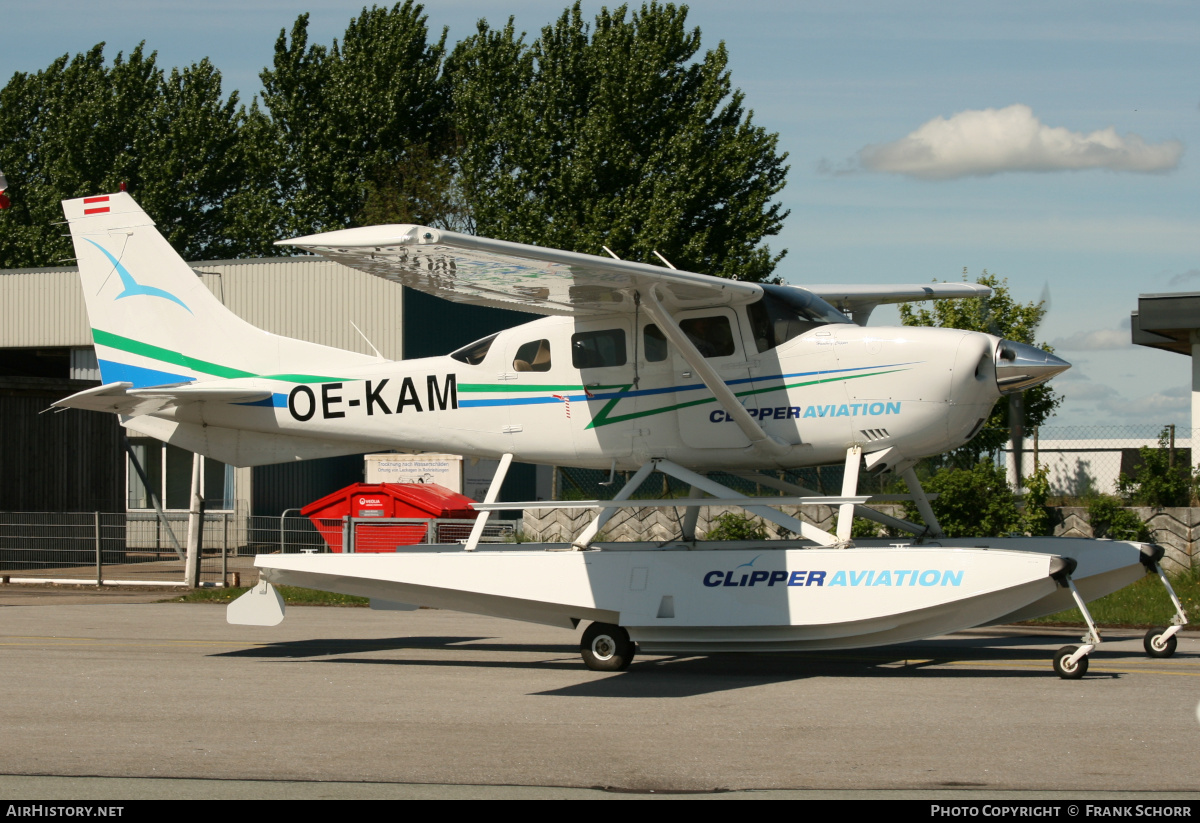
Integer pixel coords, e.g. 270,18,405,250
83,195,111,215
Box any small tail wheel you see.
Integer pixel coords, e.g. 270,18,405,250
1143,627,1177,658
581,622,635,672
1053,645,1088,679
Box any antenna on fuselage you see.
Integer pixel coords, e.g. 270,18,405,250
349,320,386,360
652,251,677,270
602,246,621,260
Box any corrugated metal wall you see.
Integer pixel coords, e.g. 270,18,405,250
0,268,92,348
194,259,404,359
0,259,405,357
0,380,124,512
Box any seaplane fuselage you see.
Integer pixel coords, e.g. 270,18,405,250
140,313,1003,471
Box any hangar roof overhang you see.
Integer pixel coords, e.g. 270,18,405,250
1131,292,1200,357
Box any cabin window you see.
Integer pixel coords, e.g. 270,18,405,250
572,329,627,369
747,285,852,352
643,325,669,362
512,339,552,372
679,315,735,358
450,333,498,365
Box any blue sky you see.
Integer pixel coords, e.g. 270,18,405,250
3,1,1198,429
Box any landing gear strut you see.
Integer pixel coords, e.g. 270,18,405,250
1139,550,1188,659
1052,563,1102,680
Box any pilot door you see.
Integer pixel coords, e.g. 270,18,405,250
659,307,757,449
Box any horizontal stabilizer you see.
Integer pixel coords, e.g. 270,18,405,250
128,384,273,404
53,382,167,416
54,381,273,416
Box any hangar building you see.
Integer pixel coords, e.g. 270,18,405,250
0,257,535,516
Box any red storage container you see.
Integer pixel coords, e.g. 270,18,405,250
301,482,476,552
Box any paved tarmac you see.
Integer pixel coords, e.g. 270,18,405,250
1,585,1198,799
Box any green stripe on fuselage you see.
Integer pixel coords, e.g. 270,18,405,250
91,329,348,383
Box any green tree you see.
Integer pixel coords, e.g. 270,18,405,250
1086,496,1151,542
1022,463,1054,536
1116,429,1196,507
705,512,768,541
0,44,279,266
904,460,1022,538
446,2,789,280
900,270,1061,465
260,2,450,236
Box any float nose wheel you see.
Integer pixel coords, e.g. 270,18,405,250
581,622,635,671
1051,572,1100,679
1053,645,1090,679
1140,559,1188,659
1143,626,1179,658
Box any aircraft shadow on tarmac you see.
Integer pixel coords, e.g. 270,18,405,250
211,636,503,658
210,635,1127,698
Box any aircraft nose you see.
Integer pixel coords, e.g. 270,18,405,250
994,339,1070,395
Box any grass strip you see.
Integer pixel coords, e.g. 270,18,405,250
169,585,368,607
1022,568,1199,628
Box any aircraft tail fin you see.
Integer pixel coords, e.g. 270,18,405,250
63,192,379,389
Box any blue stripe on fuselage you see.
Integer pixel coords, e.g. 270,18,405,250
457,362,918,408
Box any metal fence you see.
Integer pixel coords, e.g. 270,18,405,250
1002,425,1194,504
0,511,518,587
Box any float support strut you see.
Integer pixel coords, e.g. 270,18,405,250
573,462,657,550
837,446,863,544
681,485,702,543
901,466,944,539
465,453,513,551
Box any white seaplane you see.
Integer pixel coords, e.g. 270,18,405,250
55,192,1187,678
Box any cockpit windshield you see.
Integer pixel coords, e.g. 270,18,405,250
449,333,499,365
746,285,852,353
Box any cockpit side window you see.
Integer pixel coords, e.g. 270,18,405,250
679,315,735,358
572,329,627,369
748,285,852,352
450,333,498,365
513,339,552,372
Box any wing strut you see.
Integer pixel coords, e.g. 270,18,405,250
641,286,792,459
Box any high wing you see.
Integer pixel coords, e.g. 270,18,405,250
282,225,991,321
280,225,763,316
806,283,992,325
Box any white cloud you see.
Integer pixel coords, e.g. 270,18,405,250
1053,377,1114,402
1099,387,1190,420
1167,268,1200,288
856,104,1183,180
1050,318,1132,351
